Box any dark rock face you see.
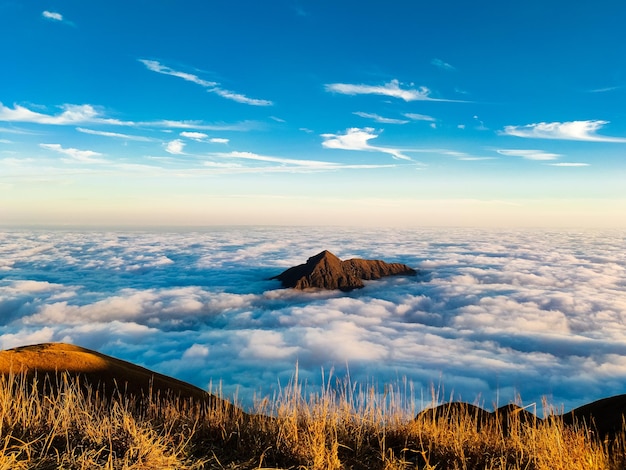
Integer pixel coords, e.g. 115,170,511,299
271,250,416,291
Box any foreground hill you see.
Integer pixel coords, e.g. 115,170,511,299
3,342,625,438
2,342,626,469
0,342,233,410
272,250,417,291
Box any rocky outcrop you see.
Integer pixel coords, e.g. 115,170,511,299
271,250,416,291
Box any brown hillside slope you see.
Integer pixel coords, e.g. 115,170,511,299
0,342,235,411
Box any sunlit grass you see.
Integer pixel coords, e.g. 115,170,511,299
0,370,624,469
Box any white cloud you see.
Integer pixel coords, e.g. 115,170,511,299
211,88,273,106
138,59,217,88
353,112,409,124
203,153,393,173
548,162,590,167
0,327,56,350
0,102,258,132
145,120,260,132
441,151,493,161
321,127,412,161
239,330,299,360
497,149,562,161
39,143,105,163
589,86,621,93
431,58,455,71
182,343,210,359
180,131,208,141
0,103,125,126
404,113,436,122
220,150,335,167
139,59,273,106
211,151,391,172
502,120,626,142
175,132,229,145
164,139,185,154
76,127,153,141
42,11,63,21
326,79,435,102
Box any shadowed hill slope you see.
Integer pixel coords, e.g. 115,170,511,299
0,342,236,411
272,250,416,291
417,402,539,436
418,397,626,440
562,394,626,438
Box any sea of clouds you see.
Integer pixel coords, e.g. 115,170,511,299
1,227,625,412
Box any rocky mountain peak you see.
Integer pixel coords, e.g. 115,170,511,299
272,250,416,291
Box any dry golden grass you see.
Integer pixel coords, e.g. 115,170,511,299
1,346,625,469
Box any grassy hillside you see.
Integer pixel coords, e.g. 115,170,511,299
1,343,625,469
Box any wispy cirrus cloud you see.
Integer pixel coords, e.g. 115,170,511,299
502,120,626,142
404,113,436,122
0,102,260,132
326,79,457,102
211,88,273,106
0,103,126,126
180,131,208,141
138,60,217,88
146,119,261,132
353,112,409,124
548,162,590,167
497,149,562,161
321,127,412,161
139,59,273,106
39,143,105,163
211,151,394,172
179,131,230,145
441,151,493,161
218,151,337,168
42,10,75,27
588,86,622,93
76,127,153,142
42,11,63,21
431,58,455,71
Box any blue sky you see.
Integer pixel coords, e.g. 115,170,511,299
1,0,625,227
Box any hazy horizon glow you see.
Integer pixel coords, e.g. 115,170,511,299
1,1,626,227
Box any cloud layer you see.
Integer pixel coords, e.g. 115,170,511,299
1,228,625,412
